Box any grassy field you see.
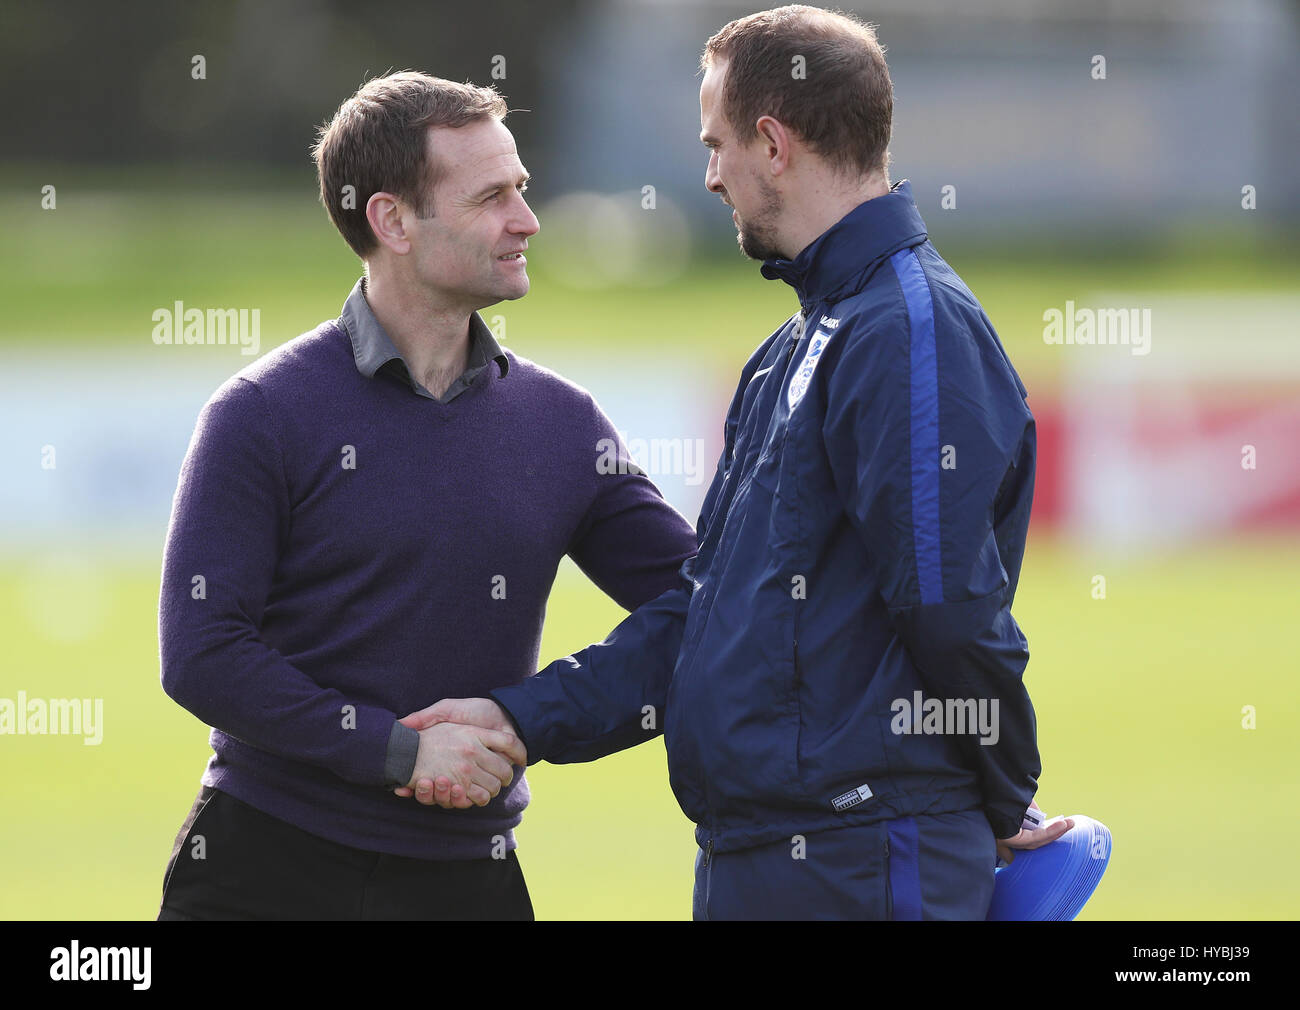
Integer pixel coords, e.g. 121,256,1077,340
0,535,1297,920
1,181,1297,919
3,179,1297,380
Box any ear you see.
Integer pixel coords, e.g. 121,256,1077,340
365,191,411,255
754,115,790,177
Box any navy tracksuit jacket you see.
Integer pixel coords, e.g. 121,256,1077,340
492,180,1041,919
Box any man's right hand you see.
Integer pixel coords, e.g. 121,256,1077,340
400,697,516,736
404,721,525,809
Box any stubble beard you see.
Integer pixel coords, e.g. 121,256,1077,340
735,179,785,261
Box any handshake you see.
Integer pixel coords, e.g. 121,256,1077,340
392,697,527,809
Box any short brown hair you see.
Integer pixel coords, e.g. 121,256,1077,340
702,5,892,178
312,71,508,258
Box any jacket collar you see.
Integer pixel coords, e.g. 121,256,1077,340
760,179,928,308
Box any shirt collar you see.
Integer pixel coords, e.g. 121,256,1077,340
340,277,509,387
760,179,928,308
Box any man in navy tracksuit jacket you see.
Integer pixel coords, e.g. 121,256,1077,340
484,178,1041,918
404,8,1057,919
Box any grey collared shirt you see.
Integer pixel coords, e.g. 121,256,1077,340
340,277,508,403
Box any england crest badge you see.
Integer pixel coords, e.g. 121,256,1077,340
787,329,832,411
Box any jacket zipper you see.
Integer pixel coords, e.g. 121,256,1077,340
682,311,808,862
787,313,806,364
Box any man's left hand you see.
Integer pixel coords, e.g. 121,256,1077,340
995,800,1073,865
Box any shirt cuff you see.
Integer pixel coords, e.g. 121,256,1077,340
383,721,420,788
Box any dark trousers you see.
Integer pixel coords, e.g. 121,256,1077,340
692,811,996,920
157,786,534,921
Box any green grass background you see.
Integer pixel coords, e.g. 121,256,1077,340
1,178,1297,919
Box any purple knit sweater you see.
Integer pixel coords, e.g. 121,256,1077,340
159,317,698,860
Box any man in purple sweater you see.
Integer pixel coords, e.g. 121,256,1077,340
154,72,698,920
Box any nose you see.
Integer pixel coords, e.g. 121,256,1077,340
512,192,540,237
705,149,723,195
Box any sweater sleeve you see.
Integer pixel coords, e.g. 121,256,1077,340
491,355,760,765
489,395,702,763
159,377,398,787
565,394,700,611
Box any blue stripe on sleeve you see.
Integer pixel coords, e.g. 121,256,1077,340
890,247,943,606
